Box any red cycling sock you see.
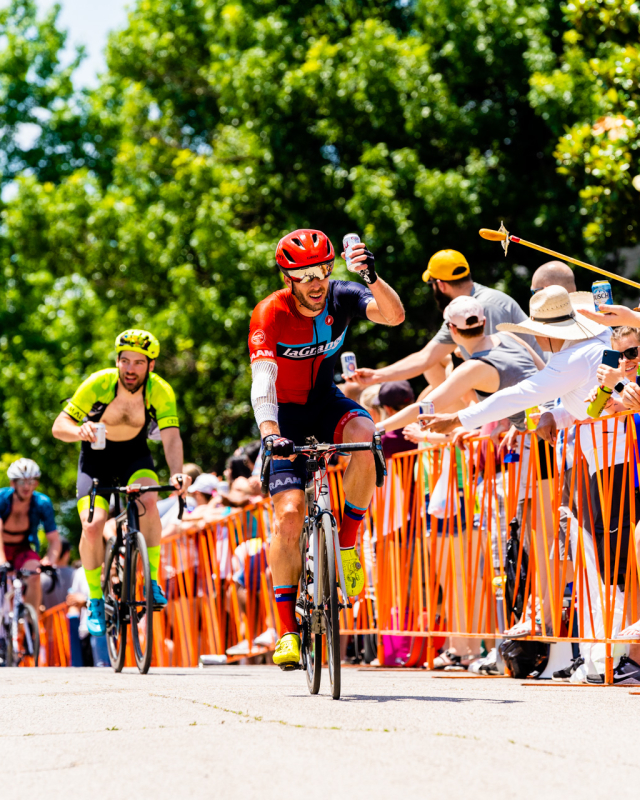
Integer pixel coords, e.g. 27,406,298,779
274,585,298,635
339,501,367,550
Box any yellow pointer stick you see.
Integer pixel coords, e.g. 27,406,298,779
479,226,640,293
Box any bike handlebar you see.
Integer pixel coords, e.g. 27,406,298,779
87,479,185,523
260,434,387,494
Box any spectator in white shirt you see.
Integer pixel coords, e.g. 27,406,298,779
421,287,631,655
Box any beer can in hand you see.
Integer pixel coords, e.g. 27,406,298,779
592,280,613,312
91,422,107,450
343,233,361,272
341,351,357,377
418,401,435,431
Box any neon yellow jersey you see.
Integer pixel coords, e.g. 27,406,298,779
63,368,179,435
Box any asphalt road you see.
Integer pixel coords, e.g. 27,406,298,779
2,666,638,799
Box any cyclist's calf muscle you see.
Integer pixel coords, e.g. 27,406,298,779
270,489,305,586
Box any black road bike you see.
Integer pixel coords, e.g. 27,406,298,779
87,479,184,674
261,434,385,699
0,564,55,667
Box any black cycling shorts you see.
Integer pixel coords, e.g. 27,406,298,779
76,433,157,513
268,385,372,496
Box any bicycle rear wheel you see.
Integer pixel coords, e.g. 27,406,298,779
104,537,127,672
300,525,322,695
321,514,341,700
8,604,40,667
130,531,153,674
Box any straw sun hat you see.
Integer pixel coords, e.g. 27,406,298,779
496,285,608,341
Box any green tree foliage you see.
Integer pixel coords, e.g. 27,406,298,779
2,0,595,516
529,0,640,256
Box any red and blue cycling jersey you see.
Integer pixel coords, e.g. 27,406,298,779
248,280,373,404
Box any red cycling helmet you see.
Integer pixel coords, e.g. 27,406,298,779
276,229,335,270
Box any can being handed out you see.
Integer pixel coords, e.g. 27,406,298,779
91,422,107,450
343,233,361,272
341,351,357,378
592,280,613,313
418,401,435,431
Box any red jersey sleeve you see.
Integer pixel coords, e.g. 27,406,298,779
249,296,278,363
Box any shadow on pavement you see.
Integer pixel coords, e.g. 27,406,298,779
340,695,523,704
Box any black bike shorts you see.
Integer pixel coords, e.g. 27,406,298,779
268,385,372,496
76,437,157,514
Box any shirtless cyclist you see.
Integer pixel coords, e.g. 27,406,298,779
52,330,191,636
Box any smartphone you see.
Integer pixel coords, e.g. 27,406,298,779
602,349,622,368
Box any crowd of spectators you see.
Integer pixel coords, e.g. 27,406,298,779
338,249,640,684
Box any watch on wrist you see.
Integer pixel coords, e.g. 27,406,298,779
614,381,625,394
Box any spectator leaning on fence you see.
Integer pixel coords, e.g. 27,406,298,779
348,249,540,390
422,287,635,676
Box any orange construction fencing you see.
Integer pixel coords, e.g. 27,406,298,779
38,410,640,681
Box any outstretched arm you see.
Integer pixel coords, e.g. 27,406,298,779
349,339,455,386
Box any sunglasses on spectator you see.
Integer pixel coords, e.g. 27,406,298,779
531,287,543,296
283,260,334,284
619,346,639,360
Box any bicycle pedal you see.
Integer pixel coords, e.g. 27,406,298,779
279,662,302,672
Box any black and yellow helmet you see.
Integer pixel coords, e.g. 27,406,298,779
115,329,160,359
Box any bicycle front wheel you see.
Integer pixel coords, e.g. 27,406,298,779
321,514,341,700
130,532,153,674
300,525,322,695
9,604,40,667
104,537,127,672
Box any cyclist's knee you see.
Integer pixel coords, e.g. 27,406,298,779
274,495,305,541
139,491,158,513
342,415,376,443
82,518,105,543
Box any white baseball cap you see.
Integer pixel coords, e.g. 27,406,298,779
443,296,486,330
188,473,219,495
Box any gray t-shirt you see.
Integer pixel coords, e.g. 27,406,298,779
472,333,539,430
433,282,540,358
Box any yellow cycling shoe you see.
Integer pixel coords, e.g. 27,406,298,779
341,547,365,597
273,632,301,670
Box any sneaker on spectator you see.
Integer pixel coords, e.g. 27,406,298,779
586,671,604,685
468,648,500,675
552,656,585,683
226,640,250,656
611,655,640,685
253,628,277,647
569,661,590,684
428,649,465,671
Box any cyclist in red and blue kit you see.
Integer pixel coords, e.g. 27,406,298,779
249,228,405,668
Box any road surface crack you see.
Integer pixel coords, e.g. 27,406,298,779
149,692,392,733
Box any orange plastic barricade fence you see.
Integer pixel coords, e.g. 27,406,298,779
36,411,640,681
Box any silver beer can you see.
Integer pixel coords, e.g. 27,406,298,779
343,233,361,272
418,401,435,431
91,422,107,450
341,351,357,378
